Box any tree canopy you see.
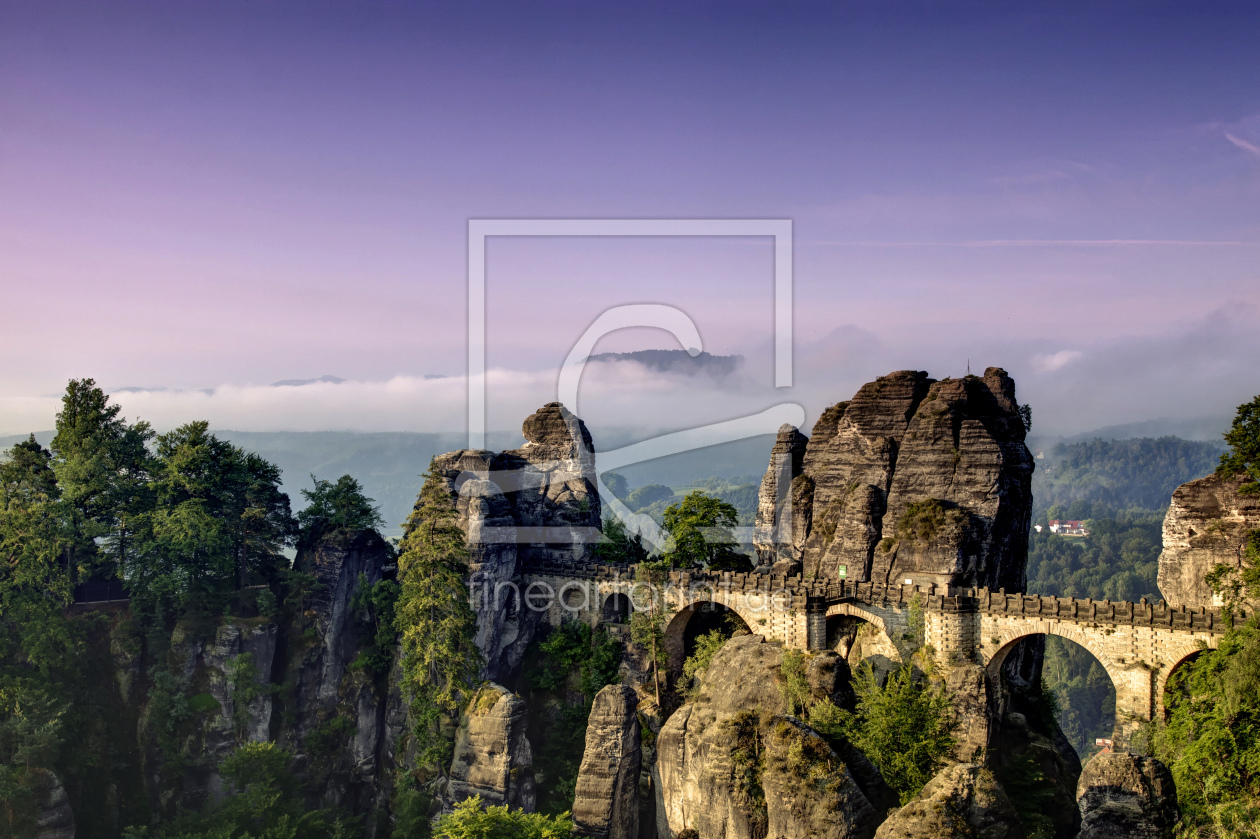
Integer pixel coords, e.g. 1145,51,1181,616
296,474,383,546
661,490,750,571
1218,393,1260,493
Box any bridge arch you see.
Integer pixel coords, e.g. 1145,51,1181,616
1155,644,1209,718
984,626,1125,751
663,593,758,675
601,591,633,624
824,603,902,680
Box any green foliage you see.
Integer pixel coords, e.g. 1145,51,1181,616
522,622,621,815
1034,436,1222,513
1218,393,1260,493
305,716,356,756
297,474,384,546
1027,509,1163,602
0,684,66,839
661,491,750,571
624,484,674,511
994,751,1058,839
1153,618,1260,834
895,499,951,545
679,630,728,701
155,741,354,838
724,710,767,836
432,795,573,839
600,471,629,500
777,649,811,717
529,622,621,700
351,576,401,677
395,461,483,769
842,662,956,803
389,786,433,839
592,514,648,564
126,420,296,626
1041,636,1115,758
904,592,925,650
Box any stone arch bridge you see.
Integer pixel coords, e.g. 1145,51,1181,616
507,560,1242,748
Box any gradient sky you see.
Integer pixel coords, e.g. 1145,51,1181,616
2,1,1259,440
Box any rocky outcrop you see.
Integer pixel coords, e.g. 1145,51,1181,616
1076,753,1179,839
754,424,810,573
445,683,537,812
33,770,76,839
497,402,602,567
1158,472,1260,609
655,635,880,839
874,763,1022,839
430,403,602,681
573,684,641,839
771,369,1032,589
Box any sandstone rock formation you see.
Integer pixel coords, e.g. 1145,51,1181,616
429,403,602,680
496,402,602,567
573,684,641,839
655,634,880,839
1158,472,1260,609
754,424,810,573
1076,752,1179,839
873,763,1022,839
445,683,537,812
755,369,1033,589
33,770,76,839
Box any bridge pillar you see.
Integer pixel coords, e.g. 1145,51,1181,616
1110,666,1155,751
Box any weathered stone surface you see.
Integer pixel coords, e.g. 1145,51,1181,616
656,635,880,839
945,663,990,764
497,402,602,566
445,683,537,812
988,709,1081,839
762,716,878,839
790,369,1032,589
754,424,810,572
1076,752,1179,839
33,770,76,839
573,684,641,839
874,763,1022,839
1158,472,1260,609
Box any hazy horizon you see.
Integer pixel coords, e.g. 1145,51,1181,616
3,2,1259,441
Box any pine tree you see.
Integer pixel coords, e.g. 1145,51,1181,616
395,461,483,767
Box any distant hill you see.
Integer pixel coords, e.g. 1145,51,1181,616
584,349,743,377
1030,436,1224,515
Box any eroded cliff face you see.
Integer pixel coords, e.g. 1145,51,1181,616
573,684,641,839
429,402,602,682
754,369,1033,590
655,635,881,839
443,683,537,812
1158,472,1260,609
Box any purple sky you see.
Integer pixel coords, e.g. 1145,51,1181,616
2,1,1259,439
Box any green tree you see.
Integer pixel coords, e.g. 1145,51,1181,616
433,795,573,839
628,560,669,707
600,472,629,500
1153,617,1260,834
154,741,352,838
592,514,648,564
1218,393,1260,493
297,474,384,547
841,662,955,803
661,491,750,571
395,461,483,767
50,379,155,583
128,422,294,624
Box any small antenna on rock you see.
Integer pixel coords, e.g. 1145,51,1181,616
967,358,971,376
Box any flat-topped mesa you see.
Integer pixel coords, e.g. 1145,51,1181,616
755,368,1033,590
